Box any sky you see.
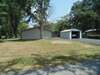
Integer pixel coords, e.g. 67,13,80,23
29,0,80,27
48,0,80,22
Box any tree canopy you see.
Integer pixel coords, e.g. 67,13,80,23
69,0,100,32
0,0,100,39
0,0,50,39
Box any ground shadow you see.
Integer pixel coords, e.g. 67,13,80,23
0,39,5,43
0,39,40,43
0,54,100,75
9,39,39,42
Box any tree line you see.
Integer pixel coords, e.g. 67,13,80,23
0,0,50,39
0,0,100,39
53,0,100,33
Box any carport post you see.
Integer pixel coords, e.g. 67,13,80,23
69,31,72,40
80,31,82,39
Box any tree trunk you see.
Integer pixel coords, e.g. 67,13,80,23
40,24,43,39
20,30,23,39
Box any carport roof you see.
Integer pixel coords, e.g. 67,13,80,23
61,29,81,32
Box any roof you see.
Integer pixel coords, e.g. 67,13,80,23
22,26,51,32
61,29,81,32
85,29,97,32
22,27,39,32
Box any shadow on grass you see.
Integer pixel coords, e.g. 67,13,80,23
0,39,5,43
0,39,40,43
0,59,20,75
32,54,100,67
0,54,100,75
9,39,38,42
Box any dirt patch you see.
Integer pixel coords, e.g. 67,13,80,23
51,40,72,44
83,44,94,48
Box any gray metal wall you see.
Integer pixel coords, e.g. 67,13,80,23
22,29,52,40
60,31,70,39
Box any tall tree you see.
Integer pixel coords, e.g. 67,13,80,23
0,0,50,38
53,17,71,32
27,0,50,39
18,22,29,38
0,0,10,38
69,0,100,32
0,0,35,38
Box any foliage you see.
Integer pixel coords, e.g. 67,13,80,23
69,0,100,32
27,0,50,39
52,16,71,32
18,22,29,32
0,0,35,38
0,0,51,39
18,22,29,37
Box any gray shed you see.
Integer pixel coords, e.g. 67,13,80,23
21,27,52,40
60,29,82,39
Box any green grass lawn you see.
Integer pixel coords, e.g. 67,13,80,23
0,39,100,69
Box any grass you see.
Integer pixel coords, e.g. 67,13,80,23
0,39,100,69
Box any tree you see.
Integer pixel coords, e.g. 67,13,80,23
7,0,33,38
69,0,100,32
18,22,29,38
0,0,50,39
27,0,50,39
53,16,71,32
0,0,35,38
50,16,71,37
0,1,10,38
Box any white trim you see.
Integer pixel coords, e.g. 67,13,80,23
61,29,81,32
70,31,72,40
80,31,82,39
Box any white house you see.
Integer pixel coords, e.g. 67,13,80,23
60,29,82,39
21,27,52,40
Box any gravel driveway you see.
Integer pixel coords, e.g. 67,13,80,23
75,38,100,46
52,38,100,46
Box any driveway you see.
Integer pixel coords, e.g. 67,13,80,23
52,38,100,45
76,38,100,46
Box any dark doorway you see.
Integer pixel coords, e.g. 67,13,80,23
72,31,80,39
